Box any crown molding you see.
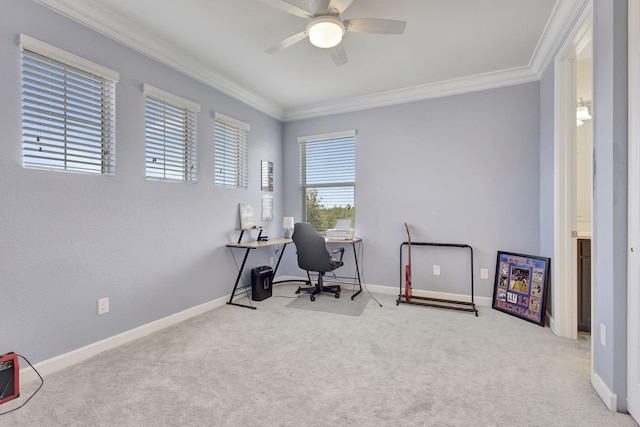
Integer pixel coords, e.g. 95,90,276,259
34,0,284,120
528,0,591,77
282,0,589,121
282,66,539,121
35,0,583,123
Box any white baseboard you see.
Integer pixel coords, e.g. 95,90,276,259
407,288,492,307
592,371,618,411
21,279,492,383
548,313,556,333
20,295,228,384
278,276,492,307
367,283,492,307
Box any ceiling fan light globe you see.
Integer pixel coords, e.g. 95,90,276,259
307,17,345,48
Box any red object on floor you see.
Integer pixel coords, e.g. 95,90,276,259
0,352,19,405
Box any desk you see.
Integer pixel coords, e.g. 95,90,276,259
325,238,363,300
226,237,292,309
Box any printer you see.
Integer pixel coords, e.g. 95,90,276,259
326,219,355,240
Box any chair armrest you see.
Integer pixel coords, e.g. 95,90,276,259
331,247,345,263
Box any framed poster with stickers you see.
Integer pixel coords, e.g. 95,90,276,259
492,251,550,326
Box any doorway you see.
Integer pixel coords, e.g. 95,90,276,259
575,51,593,334
552,5,592,341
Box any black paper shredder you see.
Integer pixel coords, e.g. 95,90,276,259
251,266,273,301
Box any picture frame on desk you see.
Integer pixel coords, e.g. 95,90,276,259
238,203,255,230
491,251,550,326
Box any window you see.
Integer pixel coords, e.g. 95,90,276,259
214,113,249,188
20,34,118,174
299,130,356,233
144,84,199,182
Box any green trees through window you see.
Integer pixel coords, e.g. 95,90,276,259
305,189,354,233
299,131,356,233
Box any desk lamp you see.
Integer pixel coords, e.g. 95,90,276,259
283,217,294,238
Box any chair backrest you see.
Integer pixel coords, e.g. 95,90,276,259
292,222,333,273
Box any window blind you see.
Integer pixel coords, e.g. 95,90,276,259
214,113,249,188
21,45,117,174
299,131,356,231
144,85,199,183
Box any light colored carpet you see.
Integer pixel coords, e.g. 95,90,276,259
1,284,637,426
286,289,370,316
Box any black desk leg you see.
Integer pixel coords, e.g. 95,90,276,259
227,247,256,310
351,242,363,300
273,243,287,276
271,243,309,286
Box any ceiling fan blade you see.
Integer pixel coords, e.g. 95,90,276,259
266,31,308,53
328,0,355,15
310,0,331,15
260,0,313,18
344,18,407,34
329,44,347,66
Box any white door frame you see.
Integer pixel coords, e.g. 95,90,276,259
552,5,592,341
627,0,640,422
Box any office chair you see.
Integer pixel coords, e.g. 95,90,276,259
292,222,344,301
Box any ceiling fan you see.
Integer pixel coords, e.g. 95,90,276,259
261,0,407,66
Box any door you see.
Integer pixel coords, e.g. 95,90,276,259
628,0,640,422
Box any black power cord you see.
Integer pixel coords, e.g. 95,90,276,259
0,354,44,416
354,240,383,307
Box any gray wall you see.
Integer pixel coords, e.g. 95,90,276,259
592,0,628,410
281,83,542,300
0,0,284,363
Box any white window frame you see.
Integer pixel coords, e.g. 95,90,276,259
298,130,356,231
214,113,249,188
20,34,119,175
143,84,200,183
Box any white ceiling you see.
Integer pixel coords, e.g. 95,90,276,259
36,0,574,121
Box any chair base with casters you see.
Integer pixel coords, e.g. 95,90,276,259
295,271,341,301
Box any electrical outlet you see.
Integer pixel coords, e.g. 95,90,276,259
433,265,440,276
98,297,109,315
270,256,275,266
600,323,606,347
480,268,489,280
